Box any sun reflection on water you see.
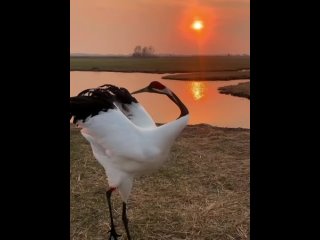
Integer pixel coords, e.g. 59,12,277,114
190,82,205,100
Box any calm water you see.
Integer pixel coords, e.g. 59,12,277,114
70,72,250,128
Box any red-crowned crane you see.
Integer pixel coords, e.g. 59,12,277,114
70,81,189,240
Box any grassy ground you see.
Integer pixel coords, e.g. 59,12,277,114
70,56,250,74
71,124,250,240
162,71,250,81
218,82,250,99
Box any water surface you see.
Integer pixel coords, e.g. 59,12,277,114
70,72,250,128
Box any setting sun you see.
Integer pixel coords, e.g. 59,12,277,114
191,20,204,31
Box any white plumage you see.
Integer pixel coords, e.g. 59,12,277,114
70,81,189,240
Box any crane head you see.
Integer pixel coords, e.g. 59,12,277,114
131,81,170,95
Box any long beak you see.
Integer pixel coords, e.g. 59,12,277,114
131,87,149,95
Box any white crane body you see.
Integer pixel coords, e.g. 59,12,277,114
70,81,189,239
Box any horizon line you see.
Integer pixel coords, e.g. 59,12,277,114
70,53,250,57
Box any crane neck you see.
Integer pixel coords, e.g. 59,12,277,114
167,91,189,119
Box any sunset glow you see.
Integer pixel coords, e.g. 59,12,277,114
71,1,250,55
191,20,204,31
178,4,219,52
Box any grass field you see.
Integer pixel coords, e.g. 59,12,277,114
218,82,250,99
70,56,250,74
70,124,250,240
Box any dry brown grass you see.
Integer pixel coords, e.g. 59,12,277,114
71,124,250,240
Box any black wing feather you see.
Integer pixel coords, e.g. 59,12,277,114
70,84,137,123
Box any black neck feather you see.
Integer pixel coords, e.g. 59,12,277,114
167,91,189,119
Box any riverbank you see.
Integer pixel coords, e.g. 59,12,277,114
218,81,250,99
162,71,250,81
71,123,250,240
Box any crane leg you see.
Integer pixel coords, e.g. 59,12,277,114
106,188,121,240
122,202,132,240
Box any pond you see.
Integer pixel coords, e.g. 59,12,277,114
70,72,250,129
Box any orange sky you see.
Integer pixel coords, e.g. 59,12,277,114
70,0,250,55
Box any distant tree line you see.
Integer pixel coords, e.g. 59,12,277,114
132,45,155,57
